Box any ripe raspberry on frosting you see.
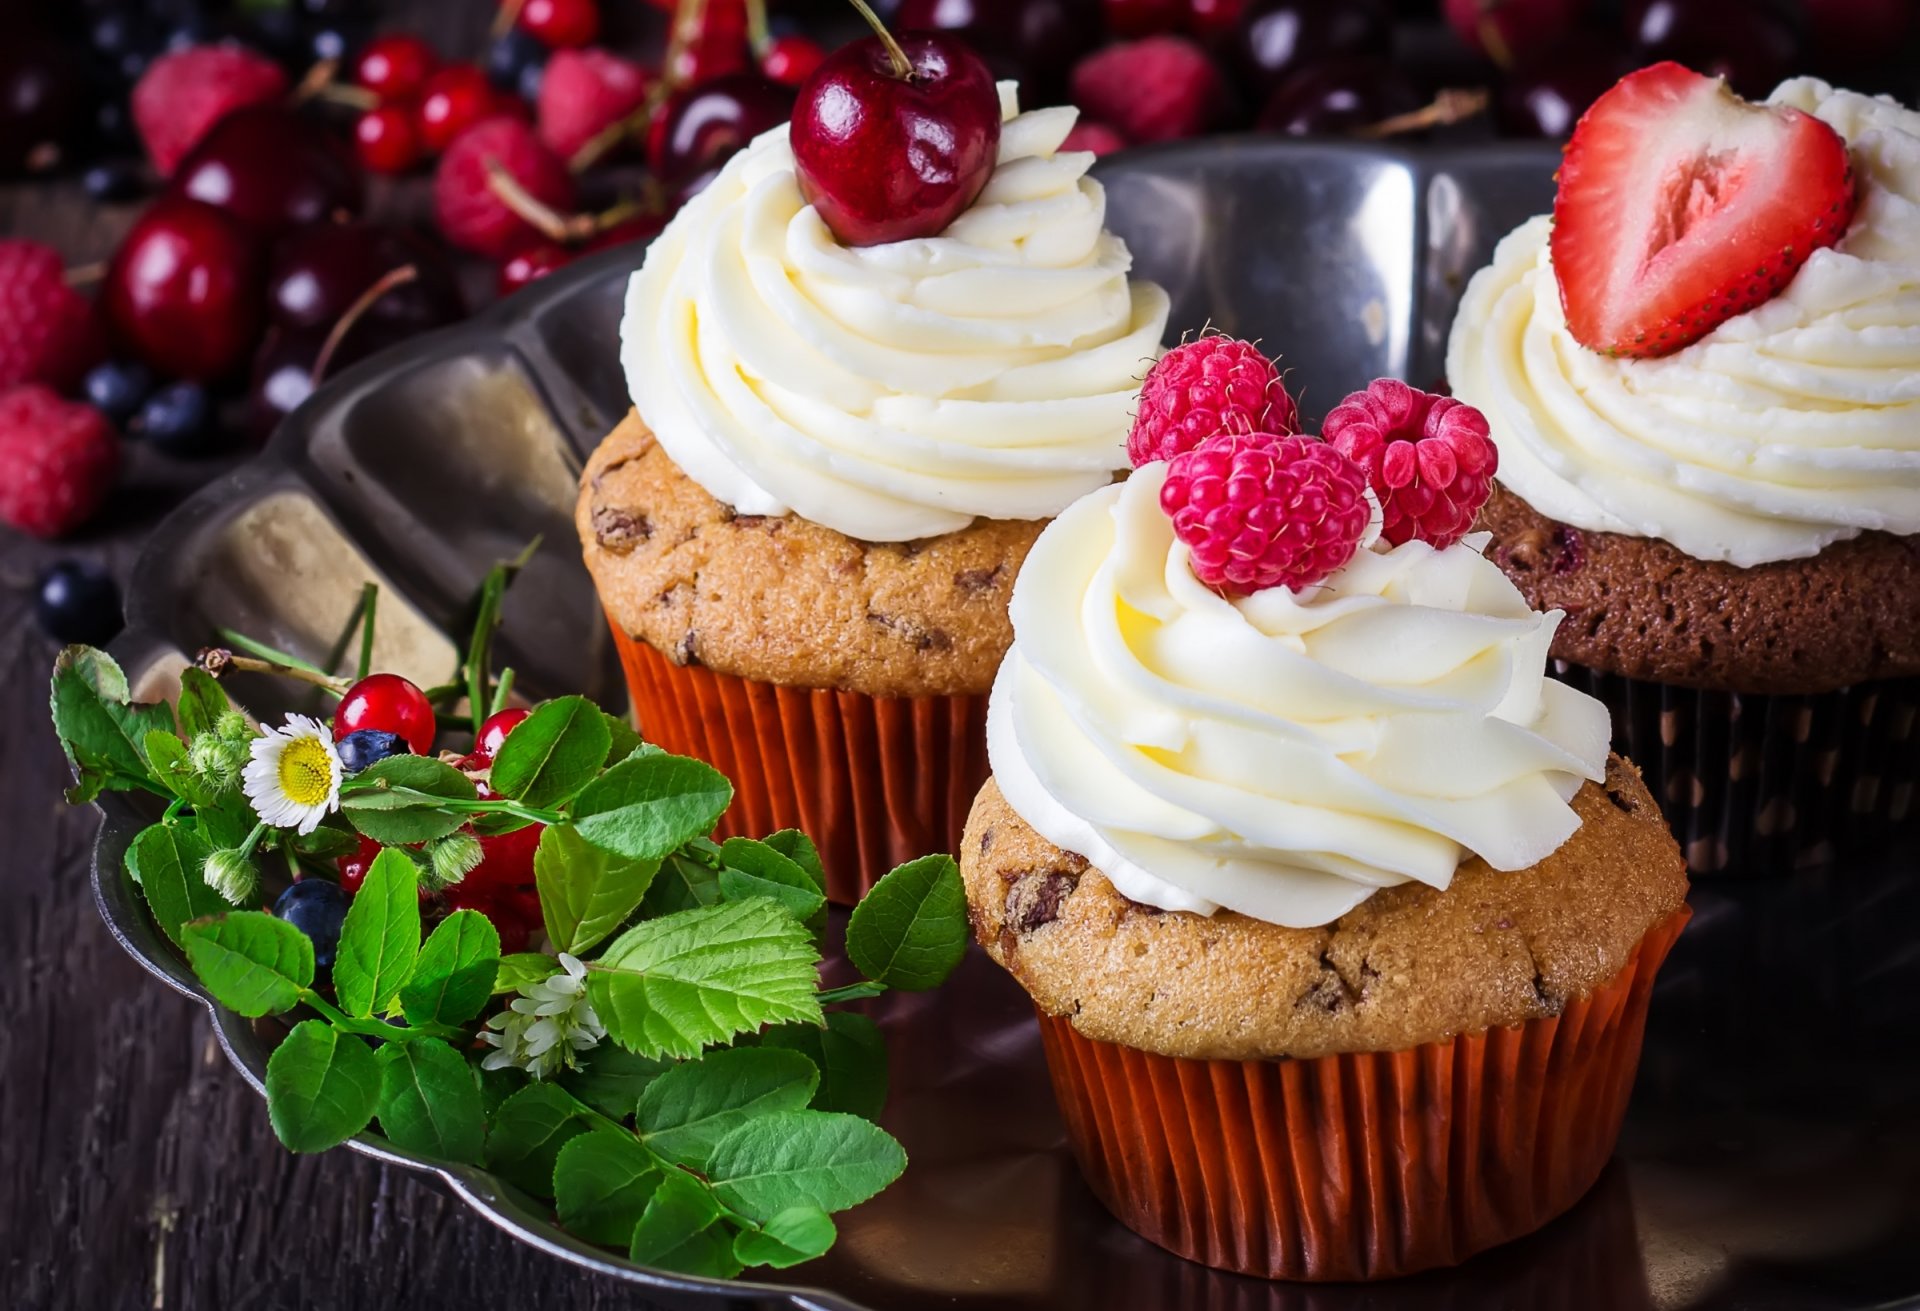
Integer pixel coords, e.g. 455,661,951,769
1323,379,1497,550
1127,335,1297,467
1159,430,1371,596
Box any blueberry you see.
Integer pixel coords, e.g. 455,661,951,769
82,359,154,423
134,381,216,454
82,159,144,202
274,879,349,970
34,560,122,646
486,29,546,93
336,728,410,773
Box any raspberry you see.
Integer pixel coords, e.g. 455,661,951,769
537,48,649,163
132,44,289,177
0,386,119,540
1323,379,1498,550
1070,36,1223,146
0,240,100,393
434,117,577,257
1160,431,1370,596
1061,120,1129,157
1128,335,1297,467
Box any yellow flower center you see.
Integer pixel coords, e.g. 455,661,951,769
277,737,335,807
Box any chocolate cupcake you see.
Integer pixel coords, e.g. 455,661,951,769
580,82,1169,902
1448,74,1920,875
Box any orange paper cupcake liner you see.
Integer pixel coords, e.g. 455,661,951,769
610,620,991,904
1036,907,1690,1282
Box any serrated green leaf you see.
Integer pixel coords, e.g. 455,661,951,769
182,911,313,1017
493,952,561,995
627,1171,739,1278
291,826,362,860
762,830,827,895
845,854,967,992
334,848,421,1018
602,710,644,765
400,910,499,1026
490,696,610,810
636,1047,819,1170
128,822,229,947
558,1046,671,1119
571,754,733,864
760,1012,889,1120
707,1110,906,1222
584,900,823,1061
175,666,230,740
535,824,660,956
553,1131,660,1249
718,837,825,932
484,1082,595,1198
734,1207,836,1270
50,646,174,802
265,1019,381,1153
339,755,476,846
374,1040,486,1165
641,850,723,918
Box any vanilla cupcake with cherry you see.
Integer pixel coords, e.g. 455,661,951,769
961,337,1690,1282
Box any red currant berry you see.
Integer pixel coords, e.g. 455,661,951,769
759,35,826,88
417,65,496,154
336,834,382,894
497,245,571,296
334,673,437,755
354,34,439,103
473,707,531,764
517,0,601,49
354,105,422,174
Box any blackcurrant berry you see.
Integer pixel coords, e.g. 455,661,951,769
274,879,349,969
34,560,122,646
336,728,410,773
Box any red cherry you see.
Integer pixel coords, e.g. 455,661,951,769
354,34,439,103
337,834,382,894
473,707,531,763
790,32,1002,247
1185,0,1247,42
334,673,437,755
445,880,541,952
354,105,422,175
759,35,827,89
104,196,263,381
497,244,573,296
517,0,601,49
1104,0,1188,37
1444,0,1582,67
169,107,365,238
648,74,792,184
417,66,498,154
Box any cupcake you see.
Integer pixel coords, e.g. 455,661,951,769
1447,68,1920,875
578,76,1169,902
960,369,1690,1281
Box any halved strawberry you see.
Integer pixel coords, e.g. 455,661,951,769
1551,63,1857,359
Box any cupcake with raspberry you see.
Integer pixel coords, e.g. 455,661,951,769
578,28,1175,902
1448,66,1920,875
963,352,1690,1281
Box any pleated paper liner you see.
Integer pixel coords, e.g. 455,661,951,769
1036,908,1690,1283
609,619,990,905
1552,663,1918,877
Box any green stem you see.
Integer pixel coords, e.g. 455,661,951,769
299,989,464,1043
817,981,887,1005
216,629,333,679
488,668,516,720
162,795,189,825
576,1104,760,1230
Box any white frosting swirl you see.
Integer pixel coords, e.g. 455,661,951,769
986,467,1612,928
1447,79,1920,567
619,84,1170,543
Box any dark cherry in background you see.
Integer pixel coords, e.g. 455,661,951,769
170,107,365,238
1231,0,1394,98
1259,57,1423,135
892,0,1100,98
103,195,263,383
647,72,793,184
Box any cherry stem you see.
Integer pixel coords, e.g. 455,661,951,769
197,648,351,695
744,0,772,55
63,262,106,289
490,0,529,42
1356,88,1490,141
665,0,710,90
569,92,665,174
1476,17,1513,71
292,58,377,111
486,157,644,241
311,264,419,388
845,0,913,80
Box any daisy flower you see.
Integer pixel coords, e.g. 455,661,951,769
242,715,344,835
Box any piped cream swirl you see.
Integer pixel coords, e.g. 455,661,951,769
986,467,1612,928
619,84,1170,543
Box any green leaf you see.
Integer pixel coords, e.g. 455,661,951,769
490,696,610,811
291,826,362,860
552,1131,660,1249
636,1047,819,1170
127,822,228,947
571,754,733,864
762,830,827,896
400,910,500,1026
534,824,660,956
707,1110,906,1222
265,1019,381,1153
734,1207,836,1270
143,730,211,806
493,952,560,995
181,912,313,1017
477,1061,525,1116
339,755,477,846
718,837,826,932
627,1171,739,1278
558,1046,671,1119
484,1083,595,1198
642,849,724,918
585,900,823,1061
333,848,421,1018
175,667,230,740
760,1013,889,1120
50,646,175,802
845,854,967,992
374,1041,486,1165
602,710,644,766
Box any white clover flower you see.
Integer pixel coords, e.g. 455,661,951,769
480,953,605,1080
241,715,344,836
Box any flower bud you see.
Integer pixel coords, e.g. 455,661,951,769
203,848,260,905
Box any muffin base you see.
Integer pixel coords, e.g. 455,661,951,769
612,622,989,904
1036,908,1688,1282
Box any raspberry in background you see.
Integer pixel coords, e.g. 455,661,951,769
1128,335,1297,467
1061,120,1128,156
1071,35,1224,145
1323,379,1497,551
434,117,577,257
0,240,100,393
537,48,649,162
1160,430,1371,595
0,386,119,540
132,44,289,177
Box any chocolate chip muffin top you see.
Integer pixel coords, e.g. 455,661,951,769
578,410,1044,698
1479,484,1920,694
960,757,1687,1062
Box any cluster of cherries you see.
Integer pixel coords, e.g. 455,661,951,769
1127,335,1498,595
